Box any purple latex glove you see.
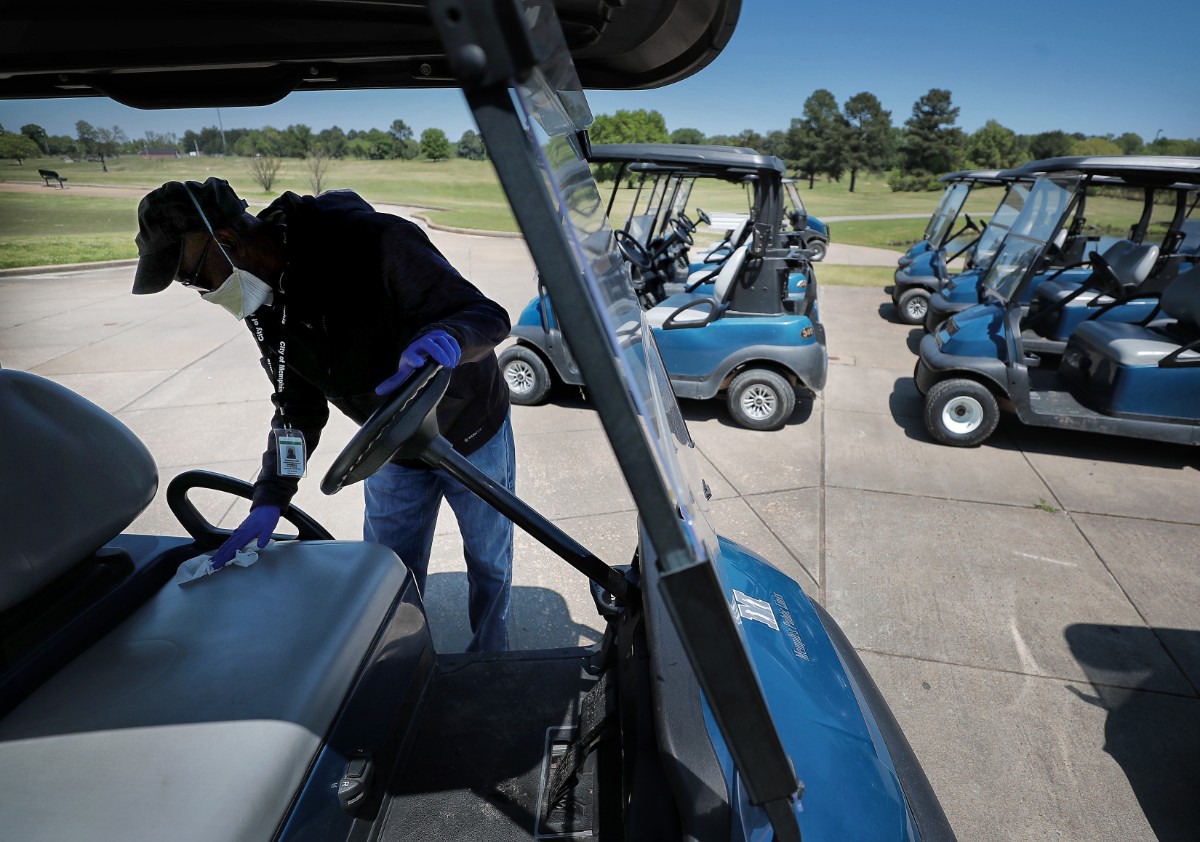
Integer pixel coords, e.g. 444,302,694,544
211,505,281,569
374,329,461,396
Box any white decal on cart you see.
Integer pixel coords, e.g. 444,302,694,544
732,590,779,630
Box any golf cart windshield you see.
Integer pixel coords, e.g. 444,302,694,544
981,176,1079,301
924,182,972,245
784,179,808,219
972,180,1032,268
453,0,802,831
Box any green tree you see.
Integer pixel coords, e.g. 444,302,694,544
760,129,790,160
284,124,314,158
1027,130,1073,160
899,88,963,177
589,109,669,179
732,129,765,150
455,129,487,161
20,123,49,154
420,127,451,161
0,133,41,164
670,127,705,145
843,91,893,192
967,119,1024,169
1114,132,1143,155
316,126,348,158
1070,136,1122,156
75,121,126,171
390,120,418,160
789,89,849,187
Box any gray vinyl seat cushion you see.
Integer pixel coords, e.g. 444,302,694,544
648,245,747,328
0,370,158,611
1068,262,1200,367
0,539,410,842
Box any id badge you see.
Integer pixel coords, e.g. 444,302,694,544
273,428,307,478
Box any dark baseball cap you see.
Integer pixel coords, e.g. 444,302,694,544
132,177,249,294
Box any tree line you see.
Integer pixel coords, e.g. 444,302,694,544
3,89,1198,192
0,119,485,169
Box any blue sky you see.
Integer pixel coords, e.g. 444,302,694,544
1,0,1197,145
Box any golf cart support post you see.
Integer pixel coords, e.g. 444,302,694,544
432,2,804,834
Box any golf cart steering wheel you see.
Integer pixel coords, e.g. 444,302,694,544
696,208,711,225
672,218,695,246
321,360,451,495
613,230,653,271
964,213,977,231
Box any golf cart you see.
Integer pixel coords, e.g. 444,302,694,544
922,169,1174,334
915,155,1200,448
892,170,1007,325
0,1,954,840
503,145,828,430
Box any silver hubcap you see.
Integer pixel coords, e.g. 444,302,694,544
906,296,927,319
740,384,778,420
504,361,536,394
941,395,984,434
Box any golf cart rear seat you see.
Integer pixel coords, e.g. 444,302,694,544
0,370,421,842
648,245,747,328
1060,263,1200,416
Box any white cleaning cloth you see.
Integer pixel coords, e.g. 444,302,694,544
173,544,269,586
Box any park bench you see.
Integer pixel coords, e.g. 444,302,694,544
38,169,67,188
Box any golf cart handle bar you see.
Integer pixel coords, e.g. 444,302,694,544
425,436,637,605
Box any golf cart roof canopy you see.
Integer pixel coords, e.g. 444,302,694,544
0,0,741,106
589,143,786,175
1009,156,1200,185
935,169,1008,185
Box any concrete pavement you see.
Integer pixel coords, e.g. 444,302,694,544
2,218,1198,842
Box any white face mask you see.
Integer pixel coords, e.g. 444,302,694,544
202,267,274,319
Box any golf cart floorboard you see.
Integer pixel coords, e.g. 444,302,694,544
375,647,600,842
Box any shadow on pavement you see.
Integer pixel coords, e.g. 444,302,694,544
1066,624,1200,842
423,573,603,653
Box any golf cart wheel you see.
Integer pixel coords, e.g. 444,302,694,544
498,345,552,406
727,369,796,431
924,378,999,447
806,239,828,262
897,288,930,325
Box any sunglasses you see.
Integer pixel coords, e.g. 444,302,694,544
177,236,214,289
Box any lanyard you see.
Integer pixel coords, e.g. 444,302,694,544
248,303,289,427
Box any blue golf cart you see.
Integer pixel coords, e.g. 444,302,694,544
0,1,955,840
892,170,1008,324
502,143,828,430
922,169,1161,334
915,155,1200,447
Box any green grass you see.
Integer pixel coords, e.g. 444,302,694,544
0,156,1008,269
810,264,894,287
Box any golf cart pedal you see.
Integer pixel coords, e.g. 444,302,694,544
544,670,615,811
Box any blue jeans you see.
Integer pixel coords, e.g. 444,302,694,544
363,413,515,652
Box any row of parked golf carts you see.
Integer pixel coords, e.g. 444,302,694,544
498,142,831,430
897,155,1200,448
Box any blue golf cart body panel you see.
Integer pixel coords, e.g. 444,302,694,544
707,535,920,840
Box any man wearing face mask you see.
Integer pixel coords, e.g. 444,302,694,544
132,177,515,652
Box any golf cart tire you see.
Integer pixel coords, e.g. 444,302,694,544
806,239,828,262
897,288,930,325
499,345,552,406
727,369,796,431
924,378,999,447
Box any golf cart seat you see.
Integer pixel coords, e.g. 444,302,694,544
1059,262,1200,417
647,245,747,328
687,218,751,284
0,370,422,842
1027,241,1160,340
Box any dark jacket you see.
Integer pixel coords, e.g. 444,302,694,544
247,190,511,510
